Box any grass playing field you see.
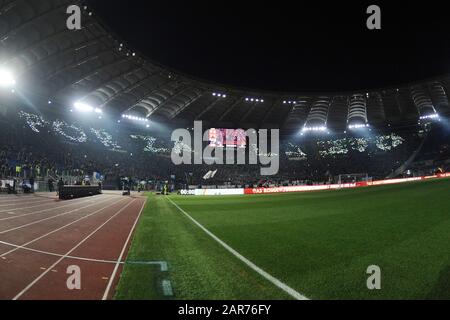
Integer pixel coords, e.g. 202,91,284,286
115,178,450,300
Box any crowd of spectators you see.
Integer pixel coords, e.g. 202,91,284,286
1,108,449,191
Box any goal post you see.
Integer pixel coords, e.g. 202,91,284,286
336,173,372,185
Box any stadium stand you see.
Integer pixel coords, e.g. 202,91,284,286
0,0,449,193
0,103,448,193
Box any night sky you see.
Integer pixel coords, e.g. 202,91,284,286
87,0,450,92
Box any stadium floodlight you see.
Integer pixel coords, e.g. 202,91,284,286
121,114,149,122
245,97,264,103
73,102,103,114
0,68,16,88
212,92,227,98
74,102,94,113
419,113,440,121
348,123,370,130
302,126,328,133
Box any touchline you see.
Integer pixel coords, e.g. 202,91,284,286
171,121,280,176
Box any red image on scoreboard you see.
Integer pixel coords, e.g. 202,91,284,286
208,129,246,148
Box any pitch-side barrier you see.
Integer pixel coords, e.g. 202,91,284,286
181,173,450,196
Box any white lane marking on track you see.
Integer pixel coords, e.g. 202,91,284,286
102,198,146,300
0,197,127,258
0,197,114,234
0,240,169,267
0,239,124,264
0,199,51,207
0,196,46,202
166,197,309,301
0,196,106,221
12,199,137,300
0,199,63,213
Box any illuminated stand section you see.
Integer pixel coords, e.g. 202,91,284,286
347,94,370,130
301,97,331,134
411,85,441,124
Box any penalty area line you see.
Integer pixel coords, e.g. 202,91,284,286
166,197,309,301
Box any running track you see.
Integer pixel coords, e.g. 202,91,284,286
0,192,147,300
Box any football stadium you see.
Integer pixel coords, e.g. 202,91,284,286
0,0,449,305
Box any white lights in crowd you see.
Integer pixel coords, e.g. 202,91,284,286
283,101,297,105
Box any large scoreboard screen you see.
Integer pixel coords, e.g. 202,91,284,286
208,128,246,148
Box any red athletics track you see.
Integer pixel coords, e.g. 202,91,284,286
0,192,147,300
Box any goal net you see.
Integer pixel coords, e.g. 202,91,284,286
336,173,372,185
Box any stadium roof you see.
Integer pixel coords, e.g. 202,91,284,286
1,0,450,133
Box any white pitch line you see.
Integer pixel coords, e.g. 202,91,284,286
0,196,114,234
162,280,174,296
12,199,137,300
0,197,127,258
166,197,309,301
102,198,147,300
0,196,104,221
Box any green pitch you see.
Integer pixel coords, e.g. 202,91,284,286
115,178,450,300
